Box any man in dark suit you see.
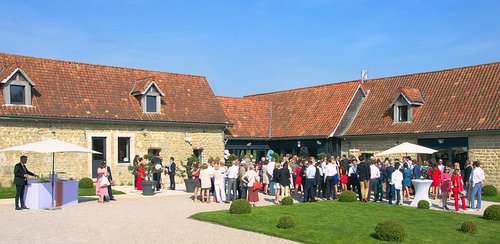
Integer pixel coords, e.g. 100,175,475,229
168,157,176,190
105,161,115,201
356,155,371,202
13,155,38,210
151,154,163,191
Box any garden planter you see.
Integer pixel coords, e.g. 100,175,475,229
184,178,194,193
141,180,156,196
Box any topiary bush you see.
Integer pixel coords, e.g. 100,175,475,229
229,199,251,214
281,196,294,205
277,215,295,229
482,185,498,197
460,221,478,234
375,220,406,242
417,200,430,209
483,205,500,221
338,190,357,202
78,177,94,188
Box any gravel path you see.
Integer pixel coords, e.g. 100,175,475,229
0,188,296,244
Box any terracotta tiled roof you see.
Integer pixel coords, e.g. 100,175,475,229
345,62,500,136
242,81,361,138
397,86,424,104
0,53,228,125
216,96,270,138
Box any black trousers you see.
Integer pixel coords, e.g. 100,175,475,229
326,176,335,200
107,184,114,200
304,179,315,202
153,173,161,190
15,185,26,208
369,179,379,201
169,173,175,190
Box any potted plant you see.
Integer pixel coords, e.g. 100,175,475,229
128,153,162,196
178,154,199,193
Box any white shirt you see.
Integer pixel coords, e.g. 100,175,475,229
267,161,275,176
348,165,357,177
472,167,485,185
213,167,226,182
324,163,338,177
208,165,215,177
244,170,259,187
391,170,403,190
370,164,380,179
227,165,239,179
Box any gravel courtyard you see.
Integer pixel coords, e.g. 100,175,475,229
0,187,296,244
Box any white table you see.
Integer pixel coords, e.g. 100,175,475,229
410,179,433,207
25,180,78,209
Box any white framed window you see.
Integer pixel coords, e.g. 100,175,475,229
2,68,36,106
117,137,131,163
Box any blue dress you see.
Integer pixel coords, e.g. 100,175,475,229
403,169,411,187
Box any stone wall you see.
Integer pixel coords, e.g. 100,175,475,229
468,134,500,189
0,120,224,187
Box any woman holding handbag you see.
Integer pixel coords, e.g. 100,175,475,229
243,165,260,207
96,161,109,204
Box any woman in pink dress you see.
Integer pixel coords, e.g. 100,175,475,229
440,167,452,210
136,158,145,190
96,162,109,203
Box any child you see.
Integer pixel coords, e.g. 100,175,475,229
340,171,348,192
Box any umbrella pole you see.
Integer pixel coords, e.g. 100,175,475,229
52,152,55,208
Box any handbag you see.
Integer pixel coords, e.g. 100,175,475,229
459,190,467,197
100,175,110,187
253,181,262,191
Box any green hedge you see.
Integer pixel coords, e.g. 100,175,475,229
482,185,498,197
338,190,357,202
418,200,430,209
277,215,295,229
229,199,251,214
78,177,94,188
281,196,294,205
483,205,500,221
461,221,478,234
375,220,406,242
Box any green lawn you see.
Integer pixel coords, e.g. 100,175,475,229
0,187,124,199
482,194,500,203
192,200,500,244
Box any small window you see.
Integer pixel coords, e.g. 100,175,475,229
398,105,408,122
10,85,25,104
117,137,130,163
146,95,157,113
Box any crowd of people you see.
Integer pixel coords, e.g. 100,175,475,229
187,153,486,212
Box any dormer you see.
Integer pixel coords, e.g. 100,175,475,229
390,86,424,123
1,63,36,106
130,76,165,114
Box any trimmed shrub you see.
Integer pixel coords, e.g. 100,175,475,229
483,205,500,221
281,196,294,205
375,220,406,242
277,215,295,229
482,185,498,197
417,200,430,209
338,190,357,202
460,221,478,234
78,177,94,188
229,199,251,214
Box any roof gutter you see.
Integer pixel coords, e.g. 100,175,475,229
0,115,232,128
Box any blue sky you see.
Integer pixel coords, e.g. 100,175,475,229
1,0,499,97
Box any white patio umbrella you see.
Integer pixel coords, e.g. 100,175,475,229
375,142,437,156
0,139,101,209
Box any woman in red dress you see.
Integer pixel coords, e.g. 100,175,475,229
451,169,467,212
295,162,303,194
136,158,145,190
429,163,442,200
